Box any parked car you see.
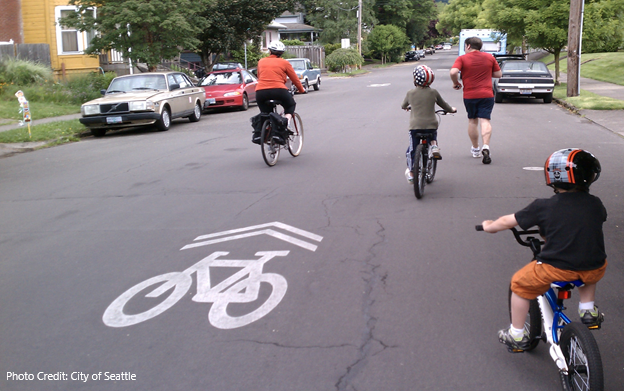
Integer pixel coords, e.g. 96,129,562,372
286,58,322,92
425,47,434,55
493,53,527,66
199,67,258,111
405,51,420,61
435,44,444,50
493,60,555,103
416,49,426,58
443,43,452,50
212,62,245,71
79,72,205,137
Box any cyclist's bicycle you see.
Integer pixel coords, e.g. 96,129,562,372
410,109,449,199
476,225,604,391
259,100,303,167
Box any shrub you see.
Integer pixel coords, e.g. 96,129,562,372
325,48,364,72
282,39,306,46
0,58,53,86
324,43,342,57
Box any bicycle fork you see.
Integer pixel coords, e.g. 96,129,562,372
538,291,571,374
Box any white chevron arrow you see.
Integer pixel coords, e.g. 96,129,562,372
181,222,323,252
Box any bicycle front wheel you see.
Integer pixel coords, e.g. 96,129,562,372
413,144,426,199
507,286,541,351
560,322,604,391
261,119,279,166
288,113,304,157
425,157,437,184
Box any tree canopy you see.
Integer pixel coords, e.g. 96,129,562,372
61,0,209,70
367,24,409,63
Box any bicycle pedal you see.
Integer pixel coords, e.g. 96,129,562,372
507,347,526,354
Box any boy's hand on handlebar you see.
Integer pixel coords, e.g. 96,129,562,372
450,107,457,113
481,220,496,233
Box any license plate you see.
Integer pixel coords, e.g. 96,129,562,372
519,88,532,95
207,98,216,105
106,116,123,124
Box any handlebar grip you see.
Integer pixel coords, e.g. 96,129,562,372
475,225,484,231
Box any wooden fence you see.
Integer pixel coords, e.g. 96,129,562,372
285,45,325,70
0,43,51,67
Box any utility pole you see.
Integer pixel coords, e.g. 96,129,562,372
567,0,584,97
357,0,362,57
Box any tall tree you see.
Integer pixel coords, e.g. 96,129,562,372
300,0,377,44
582,0,624,53
375,0,437,45
60,0,209,71
367,24,409,63
197,0,295,70
436,0,484,36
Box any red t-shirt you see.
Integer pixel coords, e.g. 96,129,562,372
452,51,501,99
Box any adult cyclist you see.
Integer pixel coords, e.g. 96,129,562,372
256,41,306,127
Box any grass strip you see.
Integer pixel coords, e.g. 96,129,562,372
0,119,87,144
554,84,624,110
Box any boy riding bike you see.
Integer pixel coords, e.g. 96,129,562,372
401,65,456,183
480,148,607,351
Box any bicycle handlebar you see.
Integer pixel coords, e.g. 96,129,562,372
475,225,543,256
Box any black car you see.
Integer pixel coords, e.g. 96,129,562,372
405,51,420,61
493,53,527,66
493,60,555,103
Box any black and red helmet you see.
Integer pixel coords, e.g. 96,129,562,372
544,148,601,190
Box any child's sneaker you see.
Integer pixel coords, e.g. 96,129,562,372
498,328,530,352
579,306,604,329
404,168,414,184
471,146,482,158
430,145,442,160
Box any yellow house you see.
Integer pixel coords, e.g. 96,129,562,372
21,0,99,78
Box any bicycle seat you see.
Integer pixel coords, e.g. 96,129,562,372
551,280,584,290
266,100,282,107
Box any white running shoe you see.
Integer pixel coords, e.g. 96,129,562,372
405,168,414,184
471,146,482,158
430,145,442,160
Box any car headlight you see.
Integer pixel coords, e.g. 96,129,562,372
223,92,241,97
129,101,155,111
82,104,100,116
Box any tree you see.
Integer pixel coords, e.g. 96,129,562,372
300,0,377,44
367,24,409,63
582,0,624,53
60,0,209,71
197,0,295,70
375,0,437,46
436,0,485,36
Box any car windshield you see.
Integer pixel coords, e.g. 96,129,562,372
200,72,242,86
503,62,549,73
108,75,167,92
289,60,306,70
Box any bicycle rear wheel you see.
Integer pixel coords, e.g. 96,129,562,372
261,119,279,166
288,113,303,157
508,286,541,351
560,322,604,391
413,144,426,199
425,157,437,184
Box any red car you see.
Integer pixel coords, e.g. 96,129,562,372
200,67,258,111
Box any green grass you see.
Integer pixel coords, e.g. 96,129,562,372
554,83,624,110
0,119,87,144
0,100,80,121
328,69,369,77
540,51,624,86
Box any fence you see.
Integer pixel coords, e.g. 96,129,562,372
0,43,51,67
284,46,325,70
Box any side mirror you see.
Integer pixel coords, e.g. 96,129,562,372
169,83,180,91
101,89,107,95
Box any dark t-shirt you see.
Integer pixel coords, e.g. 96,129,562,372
514,192,607,270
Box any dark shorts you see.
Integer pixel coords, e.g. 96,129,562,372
256,88,296,115
463,97,495,120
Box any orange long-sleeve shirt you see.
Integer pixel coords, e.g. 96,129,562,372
256,55,305,93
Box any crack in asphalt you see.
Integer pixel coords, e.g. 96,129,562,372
336,220,397,391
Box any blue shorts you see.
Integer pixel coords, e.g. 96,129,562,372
463,98,495,120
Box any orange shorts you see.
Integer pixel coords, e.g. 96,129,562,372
511,260,607,300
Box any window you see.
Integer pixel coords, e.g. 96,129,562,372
55,6,96,55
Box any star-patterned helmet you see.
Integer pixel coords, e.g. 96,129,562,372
413,65,435,87
544,148,601,190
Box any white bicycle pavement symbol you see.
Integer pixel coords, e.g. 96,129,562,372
103,223,322,329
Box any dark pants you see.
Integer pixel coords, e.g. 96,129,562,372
256,88,297,115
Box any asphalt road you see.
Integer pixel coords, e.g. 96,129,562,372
1,51,623,391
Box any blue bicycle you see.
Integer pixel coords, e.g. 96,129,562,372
476,226,604,391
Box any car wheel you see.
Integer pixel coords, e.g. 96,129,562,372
91,128,107,137
494,91,504,103
289,84,296,96
313,77,320,91
156,107,171,131
302,79,309,93
240,93,249,111
189,102,201,122
543,93,553,104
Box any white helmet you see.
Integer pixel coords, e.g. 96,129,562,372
268,41,285,54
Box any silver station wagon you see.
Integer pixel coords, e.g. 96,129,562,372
80,72,205,137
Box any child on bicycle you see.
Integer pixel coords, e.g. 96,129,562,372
481,148,607,351
401,65,456,183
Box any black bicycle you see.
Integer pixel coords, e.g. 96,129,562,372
411,110,449,199
260,100,303,167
